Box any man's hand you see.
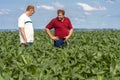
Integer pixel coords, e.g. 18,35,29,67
64,36,70,41
51,36,59,41
23,39,27,45
20,28,27,44
64,29,73,41
46,28,59,41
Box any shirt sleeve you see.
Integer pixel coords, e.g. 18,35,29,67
46,19,54,29
18,17,25,28
67,18,73,29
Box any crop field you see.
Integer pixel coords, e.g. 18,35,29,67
0,30,120,80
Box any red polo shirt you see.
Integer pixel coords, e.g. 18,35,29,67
46,17,73,38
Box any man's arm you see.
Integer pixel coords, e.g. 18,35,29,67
64,18,73,41
19,27,27,44
45,28,58,41
64,29,73,41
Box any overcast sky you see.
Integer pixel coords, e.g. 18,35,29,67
0,0,120,29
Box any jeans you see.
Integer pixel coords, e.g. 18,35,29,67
21,42,33,47
54,38,67,47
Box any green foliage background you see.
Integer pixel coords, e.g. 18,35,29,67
0,30,120,80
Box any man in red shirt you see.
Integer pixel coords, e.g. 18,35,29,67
45,9,73,47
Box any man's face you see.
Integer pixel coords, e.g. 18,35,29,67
57,12,64,21
29,9,35,16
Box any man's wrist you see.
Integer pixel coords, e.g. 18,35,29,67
50,35,53,39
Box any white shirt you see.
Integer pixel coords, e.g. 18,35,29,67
18,13,34,43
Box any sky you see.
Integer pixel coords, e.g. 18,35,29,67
0,0,120,29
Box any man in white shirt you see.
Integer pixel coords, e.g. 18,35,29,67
18,5,35,46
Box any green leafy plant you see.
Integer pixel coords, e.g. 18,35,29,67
0,30,120,80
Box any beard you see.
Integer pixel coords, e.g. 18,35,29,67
58,17,64,21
